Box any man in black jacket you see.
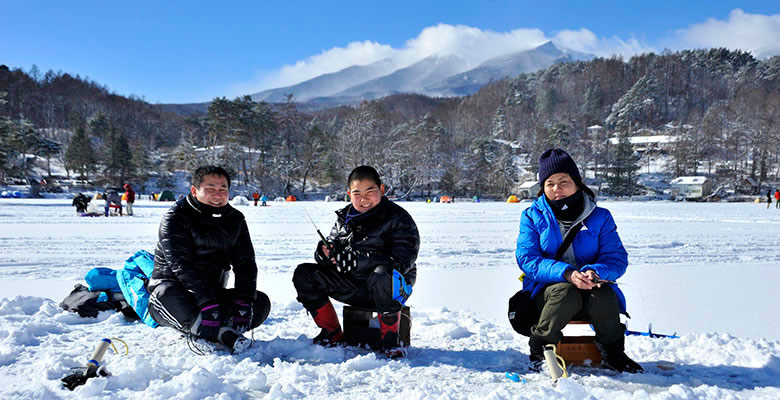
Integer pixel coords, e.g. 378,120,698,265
72,193,90,213
293,166,419,357
147,166,270,353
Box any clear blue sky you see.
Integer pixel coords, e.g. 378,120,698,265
2,1,778,104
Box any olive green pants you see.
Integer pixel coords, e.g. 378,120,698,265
531,282,623,345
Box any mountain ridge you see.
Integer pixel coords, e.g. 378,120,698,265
249,42,595,106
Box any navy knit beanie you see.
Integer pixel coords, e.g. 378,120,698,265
538,148,581,186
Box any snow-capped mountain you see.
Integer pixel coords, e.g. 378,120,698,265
424,41,596,96
329,53,473,101
250,58,397,103
249,42,595,105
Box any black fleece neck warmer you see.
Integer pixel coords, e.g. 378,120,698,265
546,190,585,222
187,193,230,217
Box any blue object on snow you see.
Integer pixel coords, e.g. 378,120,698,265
505,372,526,383
626,329,679,339
12,191,22,198
392,269,412,305
625,322,679,338
85,268,121,293
123,250,154,277
96,292,109,303
116,249,157,328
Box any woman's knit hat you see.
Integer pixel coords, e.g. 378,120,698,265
538,148,581,186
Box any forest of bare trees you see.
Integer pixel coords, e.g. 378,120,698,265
2,48,779,198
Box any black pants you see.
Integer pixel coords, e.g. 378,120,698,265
148,281,270,337
531,282,623,345
293,263,399,314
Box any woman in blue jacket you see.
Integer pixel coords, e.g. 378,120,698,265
514,148,642,373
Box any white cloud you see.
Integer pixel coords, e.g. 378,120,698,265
674,9,780,58
400,24,549,65
234,24,657,95
552,28,653,58
229,40,398,98
231,11,780,96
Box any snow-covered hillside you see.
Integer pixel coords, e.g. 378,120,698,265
0,199,779,399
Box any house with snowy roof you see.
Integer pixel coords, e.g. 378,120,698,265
669,176,712,199
607,134,678,153
735,177,759,195
517,181,540,199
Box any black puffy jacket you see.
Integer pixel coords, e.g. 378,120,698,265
315,196,419,285
149,194,257,306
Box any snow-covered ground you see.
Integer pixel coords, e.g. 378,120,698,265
1,198,779,399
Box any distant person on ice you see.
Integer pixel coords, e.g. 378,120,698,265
72,193,90,213
252,190,260,206
124,184,135,216
767,190,773,209
147,166,271,354
511,148,642,373
292,165,419,357
775,189,779,209
104,189,122,216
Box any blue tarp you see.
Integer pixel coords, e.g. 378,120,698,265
85,267,121,293
118,250,158,328
83,250,158,328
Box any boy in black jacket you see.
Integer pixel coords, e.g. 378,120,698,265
293,166,420,357
147,166,271,353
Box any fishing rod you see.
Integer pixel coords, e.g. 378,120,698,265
301,207,329,243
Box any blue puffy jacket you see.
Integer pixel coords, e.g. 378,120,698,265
515,195,629,313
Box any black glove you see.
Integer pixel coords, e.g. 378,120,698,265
229,299,253,333
314,240,333,265
333,243,359,273
192,302,221,341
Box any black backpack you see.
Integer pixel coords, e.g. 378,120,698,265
59,284,139,320
507,222,583,336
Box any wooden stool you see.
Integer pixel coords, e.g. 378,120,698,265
343,306,411,348
556,321,602,366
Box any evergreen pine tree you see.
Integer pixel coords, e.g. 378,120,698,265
606,131,641,196
104,129,133,185
64,125,96,180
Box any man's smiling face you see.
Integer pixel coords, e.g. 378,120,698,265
192,174,229,207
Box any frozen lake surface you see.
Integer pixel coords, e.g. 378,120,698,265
0,198,778,399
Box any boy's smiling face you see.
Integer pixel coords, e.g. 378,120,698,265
347,178,385,213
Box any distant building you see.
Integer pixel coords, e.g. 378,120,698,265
670,176,712,198
517,181,540,199
607,134,678,153
735,177,759,195
587,125,604,136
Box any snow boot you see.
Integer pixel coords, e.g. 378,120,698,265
528,335,546,372
595,337,643,373
218,327,252,354
311,301,343,346
379,311,405,358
